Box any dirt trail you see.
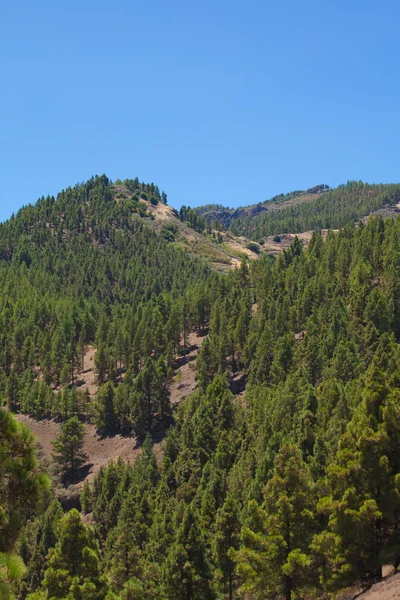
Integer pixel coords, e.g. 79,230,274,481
75,344,98,398
170,330,207,405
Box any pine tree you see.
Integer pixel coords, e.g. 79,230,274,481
81,481,93,514
95,343,107,384
16,498,63,598
196,337,216,391
51,416,87,479
0,409,49,598
213,493,241,599
162,506,214,599
43,509,108,599
313,360,400,590
93,381,117,433
234,445,316,600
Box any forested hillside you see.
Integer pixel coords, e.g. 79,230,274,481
195,181,400,240
4,176,400,599
0,175,215,429
235,181,400,238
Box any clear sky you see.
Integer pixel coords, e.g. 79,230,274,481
1,0,399,221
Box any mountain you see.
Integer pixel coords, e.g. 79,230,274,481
0,175,217,420
1,175,241,270
193,184,330,228
194,180,400,240
4,175,400,600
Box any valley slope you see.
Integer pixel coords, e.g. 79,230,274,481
4,175,400,600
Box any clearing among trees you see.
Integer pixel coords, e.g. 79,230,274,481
14,414,142,484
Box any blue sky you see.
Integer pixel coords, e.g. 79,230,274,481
1,0,399,221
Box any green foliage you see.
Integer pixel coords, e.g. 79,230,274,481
0,409,49,597
0,410,49,553
42,509,108,599
313,355,400,589
232,181,400,238
0,175,211,425
179,206,206,233
81,481,92,515
9,174,400,600
93,382,117,433
213,494,240,599
0,553,26,600
162,505,215,599
245,242,260,254
15,497,63,598
51,416,87,478
233,445,316,599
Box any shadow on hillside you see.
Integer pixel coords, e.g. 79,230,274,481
63,462,94,486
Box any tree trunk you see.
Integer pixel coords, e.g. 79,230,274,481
284,575,291,600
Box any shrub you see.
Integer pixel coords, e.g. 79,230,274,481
164,223,178,234
273,235,281,243
161,229,175,242
246,242,261,254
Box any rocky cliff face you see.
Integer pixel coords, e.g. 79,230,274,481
201,203,269,228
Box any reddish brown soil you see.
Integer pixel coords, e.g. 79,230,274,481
170,330,207,405
32,344,98,396
335,567,398,600
15,414,61,460
14,332,204,486
353,569,400,600
14,414,142,483
77,345,98,398
356,576,400,599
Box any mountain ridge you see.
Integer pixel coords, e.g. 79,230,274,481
7,177,400,271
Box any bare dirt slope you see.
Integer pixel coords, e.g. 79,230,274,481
336,567,399,600
147,199,179,222
262,231,314,254
170,330,207,405
219,229,331,260
113,183,237,269
261,229,338,254
14,332,205,483
15,414,60,461
219,232,258,261
76,344,98,397
14,414,140,482
354,571,400,600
